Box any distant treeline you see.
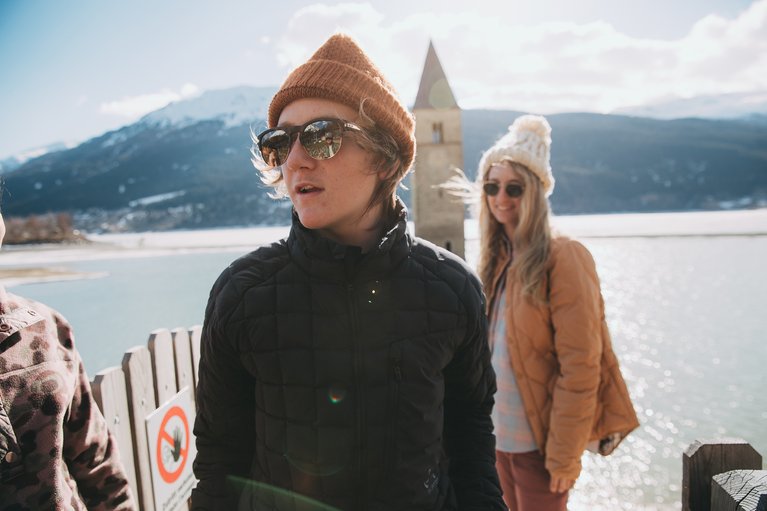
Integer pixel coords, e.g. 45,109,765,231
3,212,87,245
2,110,766,232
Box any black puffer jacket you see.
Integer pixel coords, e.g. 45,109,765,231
192,204,504,511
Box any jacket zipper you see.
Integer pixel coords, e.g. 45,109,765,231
347,282,367,509
384,352,402,476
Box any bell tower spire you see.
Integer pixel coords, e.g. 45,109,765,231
412,40,465,258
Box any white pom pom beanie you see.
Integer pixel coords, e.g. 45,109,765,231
477,114,555,196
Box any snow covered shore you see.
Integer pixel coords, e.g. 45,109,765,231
1,209,765,286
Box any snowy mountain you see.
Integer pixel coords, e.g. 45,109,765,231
0,141,74,175
140,85,276,130
613,91,767,121
1,86,276,170
1,86,289,231
2,85,767,233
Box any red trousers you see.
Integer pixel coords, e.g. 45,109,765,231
495,450,569,511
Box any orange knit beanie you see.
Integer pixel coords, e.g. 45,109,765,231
268,33,416,171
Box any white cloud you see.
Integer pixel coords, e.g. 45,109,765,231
274,0,767,114
100,83,201,119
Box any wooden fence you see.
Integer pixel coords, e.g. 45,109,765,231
90,326,202,511
88,325,767,511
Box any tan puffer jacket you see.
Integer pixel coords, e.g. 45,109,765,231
488,236,639,481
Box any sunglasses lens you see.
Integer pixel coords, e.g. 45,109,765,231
483,182,524,197
258,119,352,168
483,182,500,196
506,184,524,197
259,129,291,167
301,120,343,160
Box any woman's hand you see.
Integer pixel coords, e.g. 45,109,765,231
549,476,575,493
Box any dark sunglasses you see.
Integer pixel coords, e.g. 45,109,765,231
256,118,362,168
483,182,524,198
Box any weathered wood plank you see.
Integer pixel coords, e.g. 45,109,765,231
711,470,767,511
189,325,202,387
171,327,194,403
123,346,157,511
91,366,139,505
148,329,178,406
683,439,762,511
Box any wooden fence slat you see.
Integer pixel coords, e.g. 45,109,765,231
148,329,178,406
683,439,763,511
123,346,157,511
171,327,194,406
189,325,202,387
92,366,139,506
712,470,767,511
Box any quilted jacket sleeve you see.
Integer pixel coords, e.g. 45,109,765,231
65,347,136,510
442,273,506,510
191,269,256,510
546,240,604,480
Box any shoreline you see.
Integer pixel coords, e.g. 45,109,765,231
2,209,765,286
0,267,109,287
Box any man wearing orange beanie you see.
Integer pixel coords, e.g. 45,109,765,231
192,33,504,510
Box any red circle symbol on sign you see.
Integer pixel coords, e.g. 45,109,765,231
155,405,190,484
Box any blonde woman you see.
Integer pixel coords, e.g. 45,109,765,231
446,115,638,510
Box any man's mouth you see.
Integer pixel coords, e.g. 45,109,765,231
297,185,322,194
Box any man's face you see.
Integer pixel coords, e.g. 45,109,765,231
278,98,383,246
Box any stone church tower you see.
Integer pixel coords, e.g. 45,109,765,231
412,41,465,258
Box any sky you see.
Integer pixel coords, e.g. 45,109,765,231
0,0,764,158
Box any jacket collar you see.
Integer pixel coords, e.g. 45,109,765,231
0,286,45,343
287,198,411,281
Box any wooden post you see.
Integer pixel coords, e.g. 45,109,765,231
148,329,178,406
171,327,194,405
683,439,763,511
189,325,202,388
92,366,139,506
88,326,205,510
123,346,157,511
711,470,767,511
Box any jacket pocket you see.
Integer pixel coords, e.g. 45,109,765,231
0,401,23,483
434,459,457,511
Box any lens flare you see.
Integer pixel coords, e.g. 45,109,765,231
228,476,343,510
328,384,347,404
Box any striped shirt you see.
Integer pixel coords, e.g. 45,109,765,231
490,281,538,453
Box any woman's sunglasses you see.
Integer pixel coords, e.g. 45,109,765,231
483,182,524,198
256,118,362,168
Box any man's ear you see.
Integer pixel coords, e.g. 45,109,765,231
378,163,399,181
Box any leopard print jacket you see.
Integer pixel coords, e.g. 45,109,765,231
0,286,135,510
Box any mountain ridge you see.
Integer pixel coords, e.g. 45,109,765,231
3,87,766,233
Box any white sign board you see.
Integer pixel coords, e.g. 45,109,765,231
146,386,197,511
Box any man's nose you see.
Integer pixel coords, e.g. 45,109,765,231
284,133,313,168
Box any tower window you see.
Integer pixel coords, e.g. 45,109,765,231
431,122,443,144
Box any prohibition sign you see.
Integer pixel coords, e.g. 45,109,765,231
155,405,190,484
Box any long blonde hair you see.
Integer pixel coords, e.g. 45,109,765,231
492,161,551,300
444,160,552,300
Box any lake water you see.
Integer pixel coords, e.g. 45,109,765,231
2,211,766,510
